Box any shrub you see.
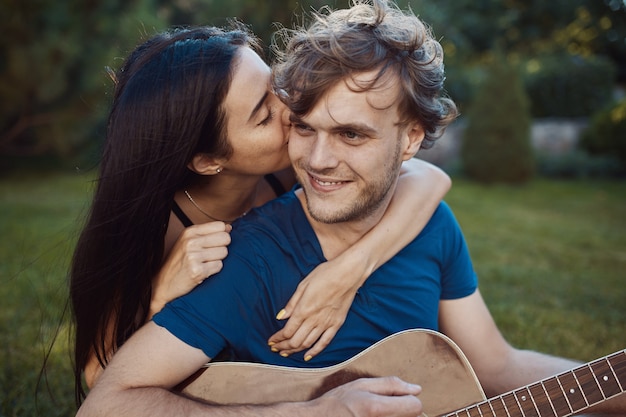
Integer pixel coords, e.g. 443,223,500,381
580,99,626,171
444,66,484,113
523,54,616,118
535,149,623,179
461,57,534,184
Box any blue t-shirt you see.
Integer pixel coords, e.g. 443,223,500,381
153,191,477,367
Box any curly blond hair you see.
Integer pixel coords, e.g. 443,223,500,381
272,0,457,149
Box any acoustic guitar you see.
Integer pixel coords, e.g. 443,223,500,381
180,329,626,417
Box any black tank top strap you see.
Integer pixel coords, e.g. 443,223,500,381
174,175,284,227
171,201,194,227
264,173,287,197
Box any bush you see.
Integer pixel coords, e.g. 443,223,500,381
579,99,626,171
535,149,623,179
461,57,534,184
444,66,484,114
523,54,616,118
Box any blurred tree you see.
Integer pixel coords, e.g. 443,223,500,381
0,0,164,167
405,0,626,67
461,55,534,184
580,98,626,169
1,0,625,170
403,0,626,115
0,0,340,169
153,0,347,52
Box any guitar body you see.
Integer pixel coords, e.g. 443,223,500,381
180,329,486,417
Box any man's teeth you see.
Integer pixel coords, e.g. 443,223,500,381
315,178,342,186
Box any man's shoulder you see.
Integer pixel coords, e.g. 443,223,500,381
429,201,457,226
228,190,318,254
407,200,461,244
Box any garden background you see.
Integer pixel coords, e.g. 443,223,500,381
1,0,625,415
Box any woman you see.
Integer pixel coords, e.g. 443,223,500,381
69,24,450,403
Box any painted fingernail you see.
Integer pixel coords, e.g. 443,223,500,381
280,352,289,357
271,347,278,352
304,355,312,362
268,341,275,346
276,309,286,320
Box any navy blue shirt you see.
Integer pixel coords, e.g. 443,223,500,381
153,191,477,367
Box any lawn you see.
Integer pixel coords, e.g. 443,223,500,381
447,179,626,361
0,171,624,415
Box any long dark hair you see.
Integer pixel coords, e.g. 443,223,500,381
69,24,256,404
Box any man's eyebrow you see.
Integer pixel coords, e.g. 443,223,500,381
330,122,378,136
289,114,378,136
248,91,269,122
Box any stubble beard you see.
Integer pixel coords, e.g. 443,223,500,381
296,143,404,225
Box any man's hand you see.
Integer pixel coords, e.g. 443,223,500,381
312,376,423,417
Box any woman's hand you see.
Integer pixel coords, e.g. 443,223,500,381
267,159,450,360
267,255,364,361
149,221,232,318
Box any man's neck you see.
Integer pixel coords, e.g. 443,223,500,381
294,189,391,261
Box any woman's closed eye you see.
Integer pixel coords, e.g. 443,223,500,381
258,107,275,126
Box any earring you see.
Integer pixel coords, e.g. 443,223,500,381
216,167,222,174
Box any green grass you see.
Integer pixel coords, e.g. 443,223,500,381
446,179,626,361
1,173,625,415
0,170,94,417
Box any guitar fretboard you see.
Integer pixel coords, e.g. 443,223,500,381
443,349,626,417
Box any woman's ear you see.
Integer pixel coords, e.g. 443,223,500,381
401,122,425,161
187,153,224,176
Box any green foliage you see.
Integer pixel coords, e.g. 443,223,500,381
535,149,623,179
2,0,626,169
461,57,534,184
405,0,626,64
405,0,626,111
522,54,616,118
0,0,165,165
580,98,626,169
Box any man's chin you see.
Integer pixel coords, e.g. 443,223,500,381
306,200,368,224
306,203,347,224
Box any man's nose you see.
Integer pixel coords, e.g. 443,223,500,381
307,133,338,170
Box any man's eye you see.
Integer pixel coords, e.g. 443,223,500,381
342,131,360,140
294,123,313,132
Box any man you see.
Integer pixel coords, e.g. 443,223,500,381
77,1,625,416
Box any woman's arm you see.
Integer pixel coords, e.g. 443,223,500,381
268,158,451,360
84,221,232,388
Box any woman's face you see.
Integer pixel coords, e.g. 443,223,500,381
220,47,291,175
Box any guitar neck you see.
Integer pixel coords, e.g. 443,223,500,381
443,349,626,417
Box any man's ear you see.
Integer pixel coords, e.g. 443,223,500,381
401,122,425,161
187,153,224,176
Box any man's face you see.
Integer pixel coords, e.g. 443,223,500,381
288,70,423,224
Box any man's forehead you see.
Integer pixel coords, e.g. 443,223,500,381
294,70,402,133
341,69,401,110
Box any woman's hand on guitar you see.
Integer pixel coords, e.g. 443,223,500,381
312,376,423,417
149,222,231,318
267,255,363,360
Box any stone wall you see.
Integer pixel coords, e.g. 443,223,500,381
417,118,589,168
